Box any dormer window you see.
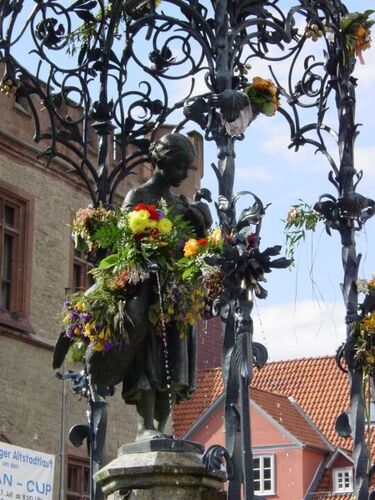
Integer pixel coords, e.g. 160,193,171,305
332,467,353,493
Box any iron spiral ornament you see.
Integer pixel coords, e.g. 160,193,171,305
1,1,374,498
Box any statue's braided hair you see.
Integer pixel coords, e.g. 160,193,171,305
148,133,196,169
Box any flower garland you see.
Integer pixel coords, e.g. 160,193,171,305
63,202,223,361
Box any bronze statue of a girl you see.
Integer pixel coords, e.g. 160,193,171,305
54,134,212,441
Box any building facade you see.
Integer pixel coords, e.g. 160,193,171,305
0,80,206,498
174,356,372,499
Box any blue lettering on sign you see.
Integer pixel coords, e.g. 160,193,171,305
0,472,13,486
27,481,52,496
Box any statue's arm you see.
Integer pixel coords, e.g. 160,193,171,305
184,200,213,237
122,187,141,211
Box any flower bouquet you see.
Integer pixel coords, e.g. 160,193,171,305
71,204,118,252
62,203,223,361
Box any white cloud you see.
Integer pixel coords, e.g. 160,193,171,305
253,300,346,361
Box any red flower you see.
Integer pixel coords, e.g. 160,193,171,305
147,207,160,221
117,271,129,286
135,203,160,221
247,233,258,248
198,238,208,246
135,203,147,211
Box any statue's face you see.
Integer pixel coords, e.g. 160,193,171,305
162,157,191,187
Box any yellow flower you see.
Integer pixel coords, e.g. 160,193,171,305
186,312,194,325
75,301,85,312
183,238,200,257
158,218,172,235
93,341,104,352
208,227,222,246
128,212,149,233
129,209,149,220
83,321,96,339
362,313,375,334
98,328,111,340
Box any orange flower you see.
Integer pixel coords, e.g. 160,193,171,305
354,25,372,55
183,239,200,257
252,77,277,97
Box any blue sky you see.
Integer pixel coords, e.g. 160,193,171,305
183,0,375,360
7,0,375,361
226,0,375,360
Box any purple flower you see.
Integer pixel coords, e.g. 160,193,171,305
103,340,114,352
64,301,71,308
156,209,164,220
65,327,74,339
69,311,79,321
81,313,92,322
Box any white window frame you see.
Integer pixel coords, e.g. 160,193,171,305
332,467,353,493
253,454,275,495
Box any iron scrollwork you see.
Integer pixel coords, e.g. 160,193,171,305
1,1,374,499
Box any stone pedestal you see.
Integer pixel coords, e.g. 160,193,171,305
94,439,226,499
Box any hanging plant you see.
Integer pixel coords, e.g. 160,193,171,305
244,77,280,117
340,10,374,64
284,200,324,264
221,77,280,137
353,276,375,371
66,1,162,55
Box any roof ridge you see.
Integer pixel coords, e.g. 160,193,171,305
197,355,337,378
258,354,335,365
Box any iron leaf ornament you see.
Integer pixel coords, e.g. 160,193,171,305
1,1,375,498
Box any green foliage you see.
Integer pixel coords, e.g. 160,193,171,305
61,202,218,360
340,10,374,31
284,200,324,264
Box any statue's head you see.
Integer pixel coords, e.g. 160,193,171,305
149,133,196,187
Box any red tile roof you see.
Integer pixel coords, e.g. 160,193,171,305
173,356,375,498
250,356,350,449
173,367,223,438
173,366,223,437
251,387,330,451
174,356,351,448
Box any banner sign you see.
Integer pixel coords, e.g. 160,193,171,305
0,443,54,500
